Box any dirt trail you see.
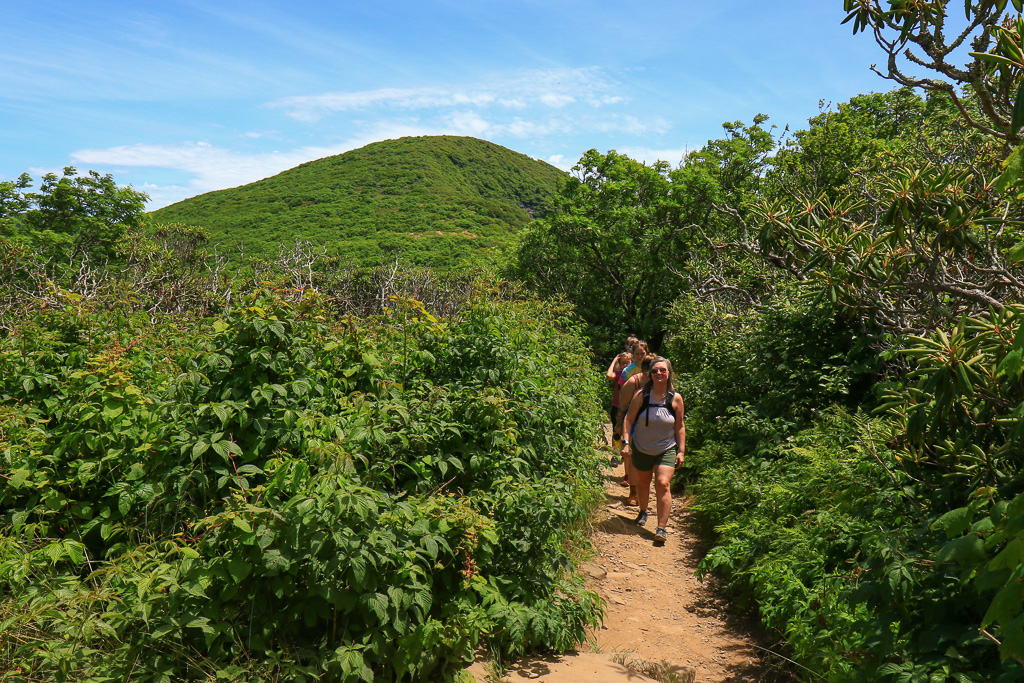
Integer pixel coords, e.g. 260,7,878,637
467,449,776,683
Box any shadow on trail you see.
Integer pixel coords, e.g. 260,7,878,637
671,504,800,683
595,512,652,540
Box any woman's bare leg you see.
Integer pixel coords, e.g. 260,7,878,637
654,465,674,529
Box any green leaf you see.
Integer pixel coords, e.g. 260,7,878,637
102,401,124,419
232,517,253,533
983,576,1024,627
989,538,1024,572
263,549,290,574
1007,240,1024,263
999,614,1024,662
998,349,1024,378
995,144,1024,193
9,468,31,489
1012,80,1024,134
227,557,252,583
938,533,987,567
970,51,1020,69
362,592,388,622
64,540,85,565
935,506,973,538
185,616,216,635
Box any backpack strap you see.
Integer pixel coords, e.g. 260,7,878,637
641,388,676,427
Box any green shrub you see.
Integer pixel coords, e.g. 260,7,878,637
0,291,604,681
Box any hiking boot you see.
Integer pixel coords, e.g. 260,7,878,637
634,510,648,527
654,527,667,545
626,486,638,506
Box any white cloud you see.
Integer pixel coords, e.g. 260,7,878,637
538,92,576,107
71,140,356,209
269,68,625,122
546,154,570,170
618,146,692,167
272,87,499,122
443,110,492,137
594,115,672,136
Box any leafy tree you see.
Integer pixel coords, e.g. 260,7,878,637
510,117,774,356
842,0,1024,142
1,166,148,262
510,150,685,352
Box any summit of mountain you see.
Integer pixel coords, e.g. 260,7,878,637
149,135,566,270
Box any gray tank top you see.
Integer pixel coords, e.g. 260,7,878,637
633,393,677,455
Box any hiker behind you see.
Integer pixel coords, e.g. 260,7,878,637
621,356,685,545
618,353,655,506
612,339,649,487
605,349,633,447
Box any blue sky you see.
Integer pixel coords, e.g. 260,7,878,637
2,1,890,209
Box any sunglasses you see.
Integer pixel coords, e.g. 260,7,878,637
651,368,669,375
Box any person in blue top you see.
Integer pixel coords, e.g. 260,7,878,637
620,356,685,546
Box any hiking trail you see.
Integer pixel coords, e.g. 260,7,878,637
467,436,780,682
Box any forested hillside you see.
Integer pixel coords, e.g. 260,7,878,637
508,2,1024,680
149,136,564,270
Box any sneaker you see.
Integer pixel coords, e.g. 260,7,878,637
634,510,648,527
654,527,667,545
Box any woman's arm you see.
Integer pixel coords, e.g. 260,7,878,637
605,354,625,381
673,394,686,467
620,375,638,404
621,390,643,456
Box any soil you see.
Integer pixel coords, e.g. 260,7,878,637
466,435,785,683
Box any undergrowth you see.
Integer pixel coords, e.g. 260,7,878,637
0,291,605,682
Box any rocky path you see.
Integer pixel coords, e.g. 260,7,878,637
467,454,780,683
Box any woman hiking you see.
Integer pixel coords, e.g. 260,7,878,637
618,353,655,505
605,348,633,448
620,356,685,546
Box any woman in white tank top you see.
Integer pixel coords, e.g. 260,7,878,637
620,357,685,546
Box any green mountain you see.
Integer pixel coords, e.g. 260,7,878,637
149,136,566,270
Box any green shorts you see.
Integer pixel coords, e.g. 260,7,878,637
631,445,678,472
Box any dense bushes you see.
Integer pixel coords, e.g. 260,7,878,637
0,291,604,681
665,293,1024,680
665,293,878,454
